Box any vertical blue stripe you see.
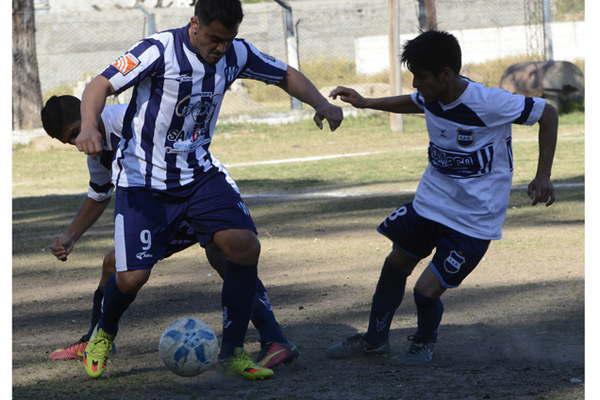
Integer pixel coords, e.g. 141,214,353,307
224,44,238,90
164,27,193,190
140,61,166,188
188,60,216,179
115,89,139,187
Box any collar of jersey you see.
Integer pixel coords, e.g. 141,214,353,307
438,79,471,111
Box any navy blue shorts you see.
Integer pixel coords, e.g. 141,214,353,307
377,202,490,288
163,220,200,259
114,172,256,271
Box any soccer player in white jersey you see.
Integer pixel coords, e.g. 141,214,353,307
326,30,557,364
41,95,299,369
74,0,343,379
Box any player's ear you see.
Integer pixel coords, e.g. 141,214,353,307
190,16,200,34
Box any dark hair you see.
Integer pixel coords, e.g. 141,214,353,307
40,95,81,141
401,30,462,75
194,0,243,29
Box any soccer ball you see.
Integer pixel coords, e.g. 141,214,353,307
159,317,219,377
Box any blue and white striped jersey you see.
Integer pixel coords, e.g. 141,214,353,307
86,104,239,201
100,25,288,191
410,78,546,240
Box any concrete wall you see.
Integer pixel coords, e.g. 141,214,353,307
34,0,531,93
355,21,585,75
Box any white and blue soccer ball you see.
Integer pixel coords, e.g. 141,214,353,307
159,317,219,377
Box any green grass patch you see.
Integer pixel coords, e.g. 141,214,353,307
14,112,583,198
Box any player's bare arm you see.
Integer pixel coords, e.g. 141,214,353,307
277,66,343,131
50,197,110,261
528,103,558,207
329,86,422,114
77,76,114,155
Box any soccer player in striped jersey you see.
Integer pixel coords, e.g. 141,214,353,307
326,30,558,364
41,96,299,369
75,0,342,379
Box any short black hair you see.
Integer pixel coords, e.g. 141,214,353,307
194,0,243,29
401,30,462,75
40,95,81,141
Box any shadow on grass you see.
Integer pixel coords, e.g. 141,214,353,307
13,176,584,257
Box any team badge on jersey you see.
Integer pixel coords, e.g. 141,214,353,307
225,66,239,85
457,129,474,146
112,53,140,76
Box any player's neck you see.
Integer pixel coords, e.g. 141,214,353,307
439,77,468,105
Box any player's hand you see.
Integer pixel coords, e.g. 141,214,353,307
49,234,75,262
527,174,555,206
75,126,103,155
329,86,368,109
314,102,343,132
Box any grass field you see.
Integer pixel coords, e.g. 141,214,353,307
12,112,584,399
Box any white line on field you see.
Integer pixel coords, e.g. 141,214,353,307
226,136,582,168
227,151,385,167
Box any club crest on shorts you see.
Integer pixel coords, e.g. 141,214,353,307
444,250,466,274
457,129,474,146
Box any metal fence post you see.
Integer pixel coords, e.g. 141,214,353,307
388,0,403,132
274,0,302,110
542,0,554,61
135,3,157,36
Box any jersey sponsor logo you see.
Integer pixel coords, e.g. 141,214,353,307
166,93,221,154
456,129,474,146
112,53,140,76
428,142,494,179
444,250,465,274
175,74,193,83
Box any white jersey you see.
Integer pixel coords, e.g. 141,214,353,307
410,79,546,240
86,104,128,201
100,25,288,191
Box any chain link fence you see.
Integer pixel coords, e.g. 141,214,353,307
28,0,583,122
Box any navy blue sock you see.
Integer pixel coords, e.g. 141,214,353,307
82,287,104,341
364,261,408,346
251,278,287,345
414,291,444,342
98,274,137,337
219,260,257,359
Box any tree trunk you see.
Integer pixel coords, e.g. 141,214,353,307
13,0,43,130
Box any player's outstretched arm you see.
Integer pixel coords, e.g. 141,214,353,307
277,66,343,131
50,197,110,261
77,76,115,155
329,86,422,114
527,103,558,207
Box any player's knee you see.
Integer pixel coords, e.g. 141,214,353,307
414,281,443,299
214,230,261,265
384,251,417,277
116,270,150,294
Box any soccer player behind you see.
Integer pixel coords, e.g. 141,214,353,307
40,96,299,369
327,30,557,364
74,0,342,380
